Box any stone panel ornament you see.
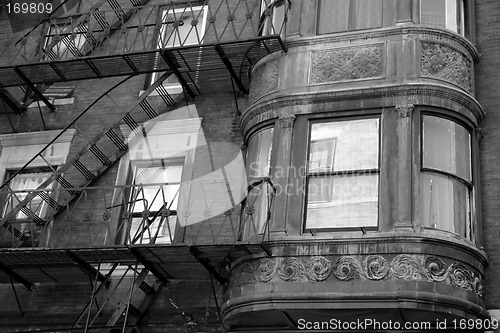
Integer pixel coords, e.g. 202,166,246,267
421,42,472,92
249,59,279,103
310,45,384,84
232,254,483,296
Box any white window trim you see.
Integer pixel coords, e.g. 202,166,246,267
147,5,208,96
0,129,76,183
110,116,203,245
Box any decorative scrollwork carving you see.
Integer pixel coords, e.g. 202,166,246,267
390,254,425,280
364,255,389,280
425,256,448,282
333,256,361,281
306,256,332,281
231,254,483,297
277,257,307,281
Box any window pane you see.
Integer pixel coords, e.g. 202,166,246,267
350,0,382,31
129,216,176,245
246,128,273,178
134,165,182,211
45,22,87,59
421,0,464,34
421,172,469,237
310,119,379,172
421,0,446,29
423,116,471,182
317,0,349,34
306,174,378,229
244,128,273,238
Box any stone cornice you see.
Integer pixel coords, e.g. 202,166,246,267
285,26,479,62
236,235,488,271
241,83,484,133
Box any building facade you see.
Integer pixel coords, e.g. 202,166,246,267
0,0,499,332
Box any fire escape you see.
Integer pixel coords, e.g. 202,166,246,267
0,0,286,331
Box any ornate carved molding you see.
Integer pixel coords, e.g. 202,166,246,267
249,59,279,103
241,85,483,133
310,45,384,84
231,255,483,297
395,104,415,118
278,114,296,128
421,42,472,92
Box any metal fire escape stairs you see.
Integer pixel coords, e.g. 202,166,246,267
0,0,151,116
0,0,287,331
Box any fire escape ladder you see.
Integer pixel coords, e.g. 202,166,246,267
71,261,160,333
0,71,177,247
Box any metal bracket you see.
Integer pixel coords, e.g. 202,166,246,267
13,67,56,112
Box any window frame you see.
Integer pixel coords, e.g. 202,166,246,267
259,0,287,38
41,17,90,60
419,111,475,241
303,114,382,233
242,124,275,239
126,157,185,245
419,0,467,37
149,4,209,94
0,168,55,241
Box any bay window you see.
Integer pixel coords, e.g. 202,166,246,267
421,115,473,239
305,118,380,230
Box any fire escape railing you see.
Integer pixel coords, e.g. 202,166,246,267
0,178,275,248
1,0,288,115
3,0,287,64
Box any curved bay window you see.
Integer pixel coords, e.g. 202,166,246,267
305,118,380,231
243,127,274,238
421,115,473,240
420,0,466,35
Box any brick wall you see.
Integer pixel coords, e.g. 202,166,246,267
475,0,500,310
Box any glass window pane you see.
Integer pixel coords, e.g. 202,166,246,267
4,172,52,220
350,0,382,31
423,116,471,181
317,0,349,34
306,174,378,229
133,165,182,211
421,172,469,237
310,118,379,172
129,216,176,245
421,0,446,29
246,128,273,178
421,0,464,34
